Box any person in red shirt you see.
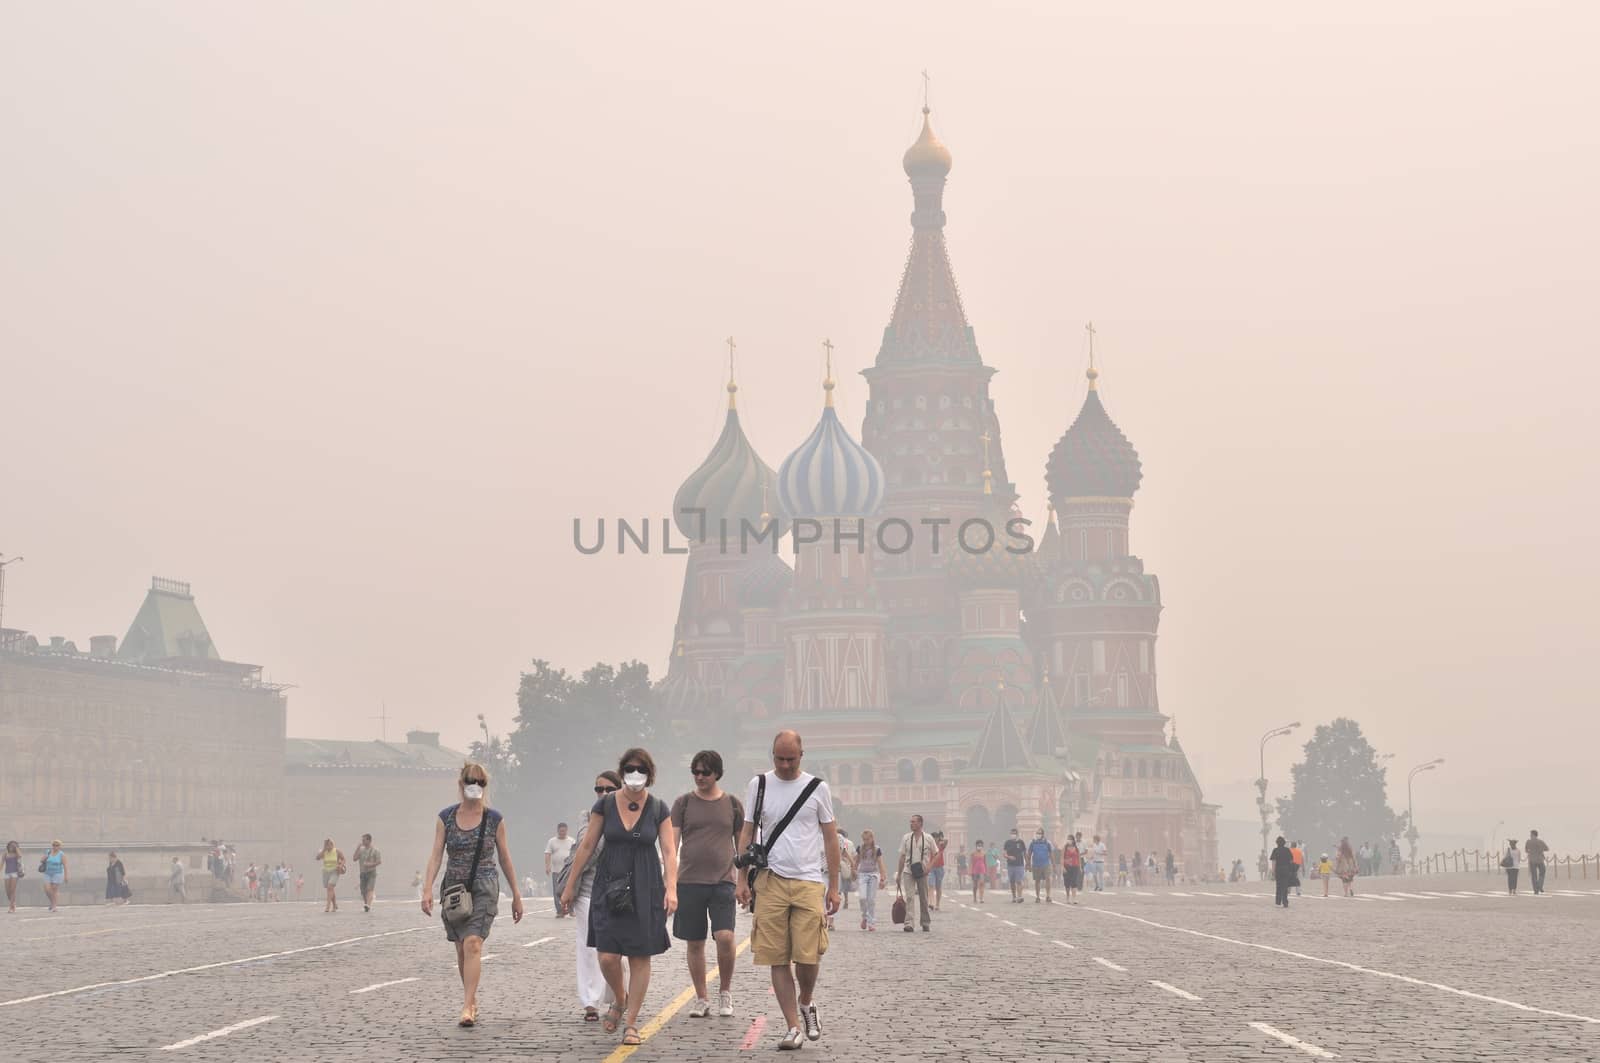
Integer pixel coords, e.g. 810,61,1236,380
1061,838,1082,905
1290,842,1305,897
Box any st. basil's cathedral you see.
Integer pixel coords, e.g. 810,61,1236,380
657,106,1219,875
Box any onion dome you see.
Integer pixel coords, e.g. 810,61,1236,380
902,107,952,178
1045,367,1142,504
777,345,884,518
673,371,783,541
738,553,793,609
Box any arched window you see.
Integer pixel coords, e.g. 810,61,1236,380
921,758,941,782
897,759,916,783
836,765,852,786
857,763,874,784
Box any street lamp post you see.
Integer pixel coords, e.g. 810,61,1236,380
1406,758,1445,871
1256,722,1301,873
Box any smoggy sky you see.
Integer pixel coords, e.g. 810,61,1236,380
3,3,1596,845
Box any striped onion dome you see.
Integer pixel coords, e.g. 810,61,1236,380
673,406,783,541
777,404,885,518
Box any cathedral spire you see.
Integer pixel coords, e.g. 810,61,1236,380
726,335,738,410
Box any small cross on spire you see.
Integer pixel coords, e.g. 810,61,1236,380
822,338,836,407
725,335,738,409
921,69,931,112
1085,321,1099,391
978,428,994,494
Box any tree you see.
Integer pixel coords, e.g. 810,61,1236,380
1275,718,1402,852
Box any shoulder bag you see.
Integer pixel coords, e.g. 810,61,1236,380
602,794,660,916
441,809,490,925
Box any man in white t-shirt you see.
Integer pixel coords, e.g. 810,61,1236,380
736,730,840,1051
544,823,576,917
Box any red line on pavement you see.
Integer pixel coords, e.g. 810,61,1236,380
740,1016,767,1049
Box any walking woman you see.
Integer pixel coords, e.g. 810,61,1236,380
41,841,68,911
1062,837,1081,905
854,829,886,930
1270,836,1296,907
571,770,622,1023
4,841,22,912
1502,839,1521,894
314,838,345,913
421,761,524,1027
1334,837,1359,897
106,851,131,905
969,841,988,904
560,748,678,1048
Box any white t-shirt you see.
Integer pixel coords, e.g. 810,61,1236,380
1092,842,1107,865
545,835,576,867
744,770,835,884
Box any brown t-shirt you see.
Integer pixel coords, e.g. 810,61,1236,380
671,791,744,886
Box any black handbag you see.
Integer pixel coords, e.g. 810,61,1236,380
603,874,635,915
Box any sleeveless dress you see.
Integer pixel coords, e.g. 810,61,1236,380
587,793,670,957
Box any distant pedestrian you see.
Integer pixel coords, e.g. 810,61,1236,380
353,834,382,912
969,842,988,904
1357,841,1371,877
928,832,948,912
4,841,21,912
562,748,678,1047
1027,829,1054,903
1270,836,1296,908
1117,854,1129,887
671,750,743,1019
105,851,131,905
545,822,577,919
41,840,68,912
1502,840,1521,894
169,857,187,903
1132,850,1144,886
854,829,886,930
1062,838,1082,904
1165,849,1177,887
314,839,345,913
1288,843,1303,895
1317,853,1333,897
294,872,304,900
1335,838,1358,897
558,770,620,1022
1090,836,1108,892
895,815,937,933
1002,829,1027,903
955,847,968,891
1525,830,1549,895
422,761,524,1028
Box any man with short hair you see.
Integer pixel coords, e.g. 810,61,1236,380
353,834,382,913
1002,828,1027,904
1525,830,1550,895
895,815,937,933
736,731,840,1051
1289,842,1303,895
1027,829,1054,902
673,749,745,1019
544,822,576,918
1089,835,1108,892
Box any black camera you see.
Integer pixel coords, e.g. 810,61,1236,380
734,844,768,872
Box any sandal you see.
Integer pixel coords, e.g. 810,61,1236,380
583,1008,599,1022
458,1004,477,1028
622,1025,641,1046
602,1002,624,1033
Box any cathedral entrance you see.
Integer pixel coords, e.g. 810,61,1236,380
995,803,1019,838
965,804,994,849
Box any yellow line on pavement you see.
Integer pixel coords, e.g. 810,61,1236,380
601,936,752,1063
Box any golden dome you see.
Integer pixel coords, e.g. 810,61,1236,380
902,107,952,177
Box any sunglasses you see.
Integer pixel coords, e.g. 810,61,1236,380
622,765,646,775
463,778,486,788
691,768,715,777
594,785,619,794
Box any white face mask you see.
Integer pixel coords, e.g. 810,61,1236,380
463,783,485,800
623,771,648,790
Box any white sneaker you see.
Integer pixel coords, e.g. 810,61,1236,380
687,997,711,1018
718,991,734,1017
801,1004,821,1041
778,1027,804,1050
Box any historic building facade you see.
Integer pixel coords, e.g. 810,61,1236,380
659,108,1219,874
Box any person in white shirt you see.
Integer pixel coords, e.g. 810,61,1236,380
895,815,938,933
735,730,840,1051
545,823,577,918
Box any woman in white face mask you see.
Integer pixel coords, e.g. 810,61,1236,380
561,747,678,1047
422,762,525,1027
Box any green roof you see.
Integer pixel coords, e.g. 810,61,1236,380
285,737,467,772
119,578,224,663
967,701,1033,772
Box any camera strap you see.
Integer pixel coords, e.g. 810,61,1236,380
761,776,823,858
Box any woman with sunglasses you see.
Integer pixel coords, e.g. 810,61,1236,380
422,761,524,1028
571,771,623,1023
561,748,678,1047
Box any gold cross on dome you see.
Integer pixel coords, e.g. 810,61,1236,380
922,70,931,110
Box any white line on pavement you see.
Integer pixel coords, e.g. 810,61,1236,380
350,978,419,994
1169,891,1191,896
1002,920,1017,927
0,927,429,1008
1131,891,1154,896
161,1015,277,1051
1387,892,1436,900
523,936,555,947
1052,940,1076,950
1081,904,1600,1024
1023,928,1040,936
1092,957,1126,972
984,912,997,919
1249,1022,1337,1058
480,954,498,962
1150,980,1201,1001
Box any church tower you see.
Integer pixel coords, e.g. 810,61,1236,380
859,104,1019,707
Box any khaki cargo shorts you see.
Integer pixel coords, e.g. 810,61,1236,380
751,870,828,966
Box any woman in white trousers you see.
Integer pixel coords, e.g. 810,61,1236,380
571,771,622,1020
854,829,887,930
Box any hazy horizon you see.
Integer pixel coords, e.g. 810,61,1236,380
4,2,1597,847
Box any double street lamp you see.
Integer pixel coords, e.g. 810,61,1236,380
1256,721,1301,870
1406,758,1446,870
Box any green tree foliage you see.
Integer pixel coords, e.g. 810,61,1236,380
504,659,661,830
1275,718,1402,852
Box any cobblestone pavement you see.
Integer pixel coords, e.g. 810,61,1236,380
3,873,1598,1061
